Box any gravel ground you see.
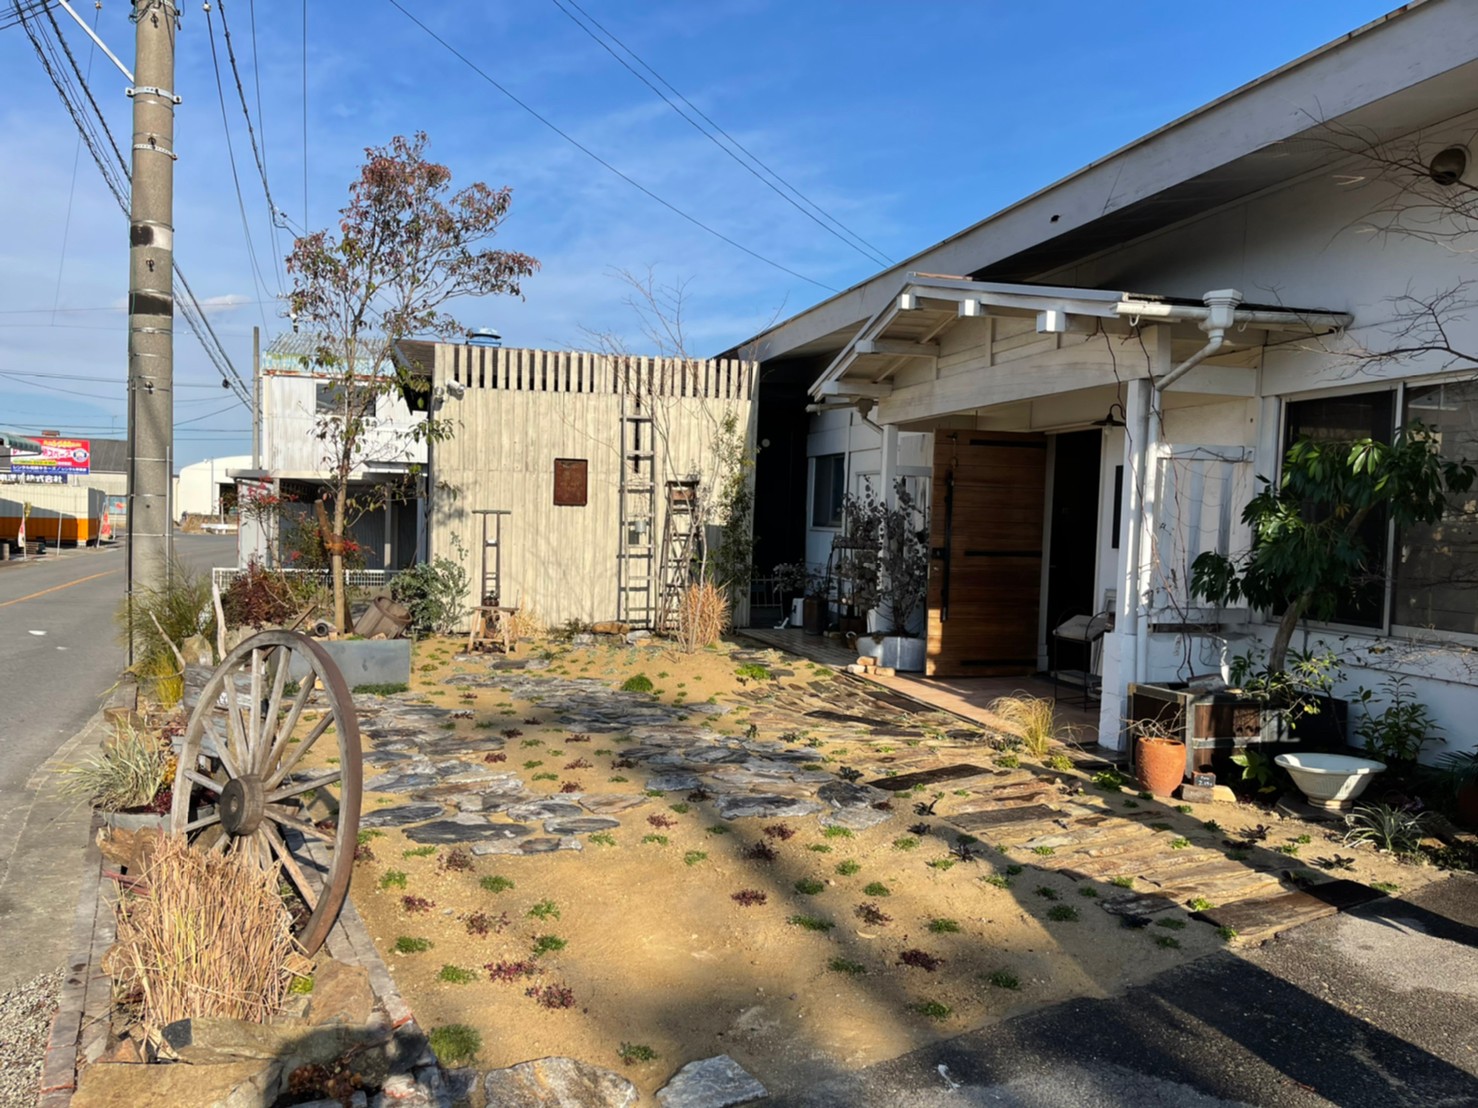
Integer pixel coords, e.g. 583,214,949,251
0,970,60,1108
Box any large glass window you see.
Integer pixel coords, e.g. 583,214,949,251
1284,391,1394,628
811,453,845,528
1394,379,1478,635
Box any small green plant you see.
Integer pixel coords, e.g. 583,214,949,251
427,1024,481,1068
1111,876,1135,889
1156,917,1188,930
987,970,1020,990
822,825,854,839
706,824,730,835
1203,820,1222,833
1371,880,1400,894
392,936,431,954
1154,934,1181,950
618,1042,658,1065
402,846,436,858
1047,754,1074,772
928,857,956,871
621,674,654,693
379,870,408,890
795,878,825,895
835,859,861,876
1149,822,1173,832
1188,896,1213,912
1031,845,1056,857
528,900,561,921
533,772,559,782
1294,833,1312,844
862,882,891,897
684,850,708,866
787,914,834,932
480,875,514,893
668,802,691,815
437,964,477,984
590,832,616,847
1343,804,1428,855
996,753,1021,769
892,836,919,851
1175,804,1193,814
828,957,866,975
357,829,384,845
1217,925,1239,941
1169,838,1190,850
1006,864,1024,876
1034,885,1060,901
911,1000,952,1021
808,843,833,853
523,760,544,769
735,662,771,681
927,918,961,933
642,834,669,845
1276,843,1300,856
1355,674,1444,768
354,682,410,695
1078,885,1098,898
1122,799,1140,809
1093,769,1127,792
1046,905,1079,922
531,934,566,957
608,776,629,783
288,974,314,995
982,874,1011,889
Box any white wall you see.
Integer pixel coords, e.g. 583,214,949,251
176,455,252,517
261,374,427,478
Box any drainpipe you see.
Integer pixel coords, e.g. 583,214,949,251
1130,289,1242,718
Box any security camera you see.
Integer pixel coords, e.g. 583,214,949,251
445,378,466,399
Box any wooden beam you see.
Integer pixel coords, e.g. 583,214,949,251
855,338,939,358
819,380,893,399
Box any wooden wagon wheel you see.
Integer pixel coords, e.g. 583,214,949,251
170,630,362,955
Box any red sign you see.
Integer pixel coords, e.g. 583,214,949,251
10,437,90,475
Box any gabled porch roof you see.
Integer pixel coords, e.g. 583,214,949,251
809,275,1351,422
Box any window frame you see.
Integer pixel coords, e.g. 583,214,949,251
810,452,847,530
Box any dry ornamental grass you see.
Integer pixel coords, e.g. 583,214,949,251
677,581,729,653
105,835,299,1030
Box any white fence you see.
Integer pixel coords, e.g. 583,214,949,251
212,567,401,592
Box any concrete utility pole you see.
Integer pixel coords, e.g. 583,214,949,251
252,325,261,469
126,0,179,603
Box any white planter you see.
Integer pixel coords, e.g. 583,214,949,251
791,599,805,627
861,634,926,673
1274,752,1386,812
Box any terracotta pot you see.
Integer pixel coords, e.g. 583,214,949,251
1136,735,1187,797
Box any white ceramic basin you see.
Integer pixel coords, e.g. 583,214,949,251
1275,752,1386,811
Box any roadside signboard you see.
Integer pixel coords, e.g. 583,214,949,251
9,437,91,476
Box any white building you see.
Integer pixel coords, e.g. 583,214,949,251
739,0,1478,760
175,454,252,518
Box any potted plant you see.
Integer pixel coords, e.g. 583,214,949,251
59,721,177,830
844,480,930,672
773,562,826,634
1130,719,1187,797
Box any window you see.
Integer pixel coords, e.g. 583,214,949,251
1284,391,1394,628
1394,379,1478,635
315,380,377,415
811,453,845,528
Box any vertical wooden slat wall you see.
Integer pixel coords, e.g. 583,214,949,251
428,347,757,629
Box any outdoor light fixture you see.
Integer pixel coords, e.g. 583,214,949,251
1429,146,1470,187
1093,402,1127,428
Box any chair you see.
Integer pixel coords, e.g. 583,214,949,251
1051,607,1114,707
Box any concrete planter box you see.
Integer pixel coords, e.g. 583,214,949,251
288,638,412,688
860,634,926,673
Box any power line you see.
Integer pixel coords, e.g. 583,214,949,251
384,0,838,293
0,368,242,388
49,0,99,321
549,0,891,269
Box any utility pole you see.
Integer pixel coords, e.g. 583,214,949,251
252,325,261,469
125,0,179,607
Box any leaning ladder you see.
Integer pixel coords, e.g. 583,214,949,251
656,479,702,634
616,369,657,628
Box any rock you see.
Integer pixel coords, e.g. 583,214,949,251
520,836,583,853
307,959,375,1027
578,794,648,814
72,1059,281,1108
403,819,532,845
714,794,823,820
645,773,703,793
96,1035,145,1065
1177,783,1215,804
544,817,621,835
161,1015,368,1074
443,1067,483,1108
817,781,888,809
1212,785,1238,804
361,804,445,828
372,1071,448,1107
655,1054,766,1108
481,1056,637,1107
506,799,585,822
821,805,892,830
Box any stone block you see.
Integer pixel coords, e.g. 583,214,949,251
482,1056,637,1107
1177,784,1215,804
71,1059,280,1108
308,959,376,1027
656,1054,766,1107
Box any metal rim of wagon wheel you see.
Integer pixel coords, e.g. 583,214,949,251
170,629,362,955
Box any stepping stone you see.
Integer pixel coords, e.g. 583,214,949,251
817,781,890,809
483,1056,636,1108
715,795,823,820
580,794,648,815
657,1054,766,1108
360,803,443,828
866,764,991,791
544,817,621,835
521,836,583,854
364,771,441,793
950,804,1059,832
403,819,533,845
506,800,584,822
821,806,893,831
1193,887,1356,942
1095,891,1180,919
645,773,703,793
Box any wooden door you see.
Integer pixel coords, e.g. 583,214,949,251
926,432,1047,677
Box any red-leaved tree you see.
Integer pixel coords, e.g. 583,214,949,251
286,133,538,630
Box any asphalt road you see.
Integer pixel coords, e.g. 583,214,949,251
0,533,236,989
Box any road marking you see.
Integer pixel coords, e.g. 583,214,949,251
0,569,117,609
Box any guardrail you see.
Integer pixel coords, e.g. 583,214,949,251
211,567,401,592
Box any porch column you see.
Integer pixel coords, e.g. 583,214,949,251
879,422,900,505
1098,377,1153,749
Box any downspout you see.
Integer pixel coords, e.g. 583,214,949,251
1131,289,1241,708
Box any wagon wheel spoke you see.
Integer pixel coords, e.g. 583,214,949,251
255,647,294,776
247,646,266,768
183,809,223,834
200,718,241,781
220,664,252,774
261,822,321,913
265,669,317,773
181,769,226,794
267,769,342,805
264,803,337,843
265,713,334,791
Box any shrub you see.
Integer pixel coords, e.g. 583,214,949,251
106,836,294,1027
621,675,654,693
391,557,470,637
117,559,214,706
1343,804,1428,855
987,695,1059,757
59,722,172,811
220,559,297,629
427,1024,481,1067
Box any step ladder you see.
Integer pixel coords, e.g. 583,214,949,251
617,380,656,628
656,479,703,634
468,508,518,652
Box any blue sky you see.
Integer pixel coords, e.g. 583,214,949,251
0,0,1400,468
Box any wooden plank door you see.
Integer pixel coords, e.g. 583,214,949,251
926,432,1047,677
